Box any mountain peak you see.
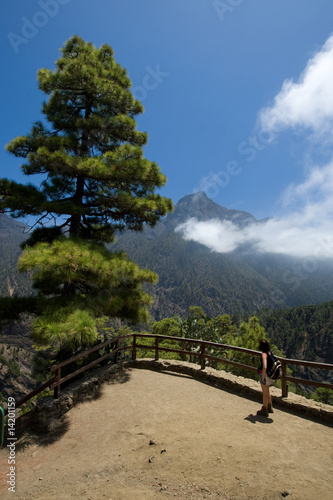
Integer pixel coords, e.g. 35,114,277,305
165,192,257,229
177,191,208,204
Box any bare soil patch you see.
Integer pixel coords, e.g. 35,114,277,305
1,368,332,499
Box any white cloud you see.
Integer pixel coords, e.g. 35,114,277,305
281,159,333,212
258,33,333,140
176,211,333,259
176,218,248,253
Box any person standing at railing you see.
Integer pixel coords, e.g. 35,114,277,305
257,339,275,417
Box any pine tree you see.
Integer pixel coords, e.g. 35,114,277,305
0,36,173,351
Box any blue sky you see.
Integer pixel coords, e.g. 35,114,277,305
1,0,333,257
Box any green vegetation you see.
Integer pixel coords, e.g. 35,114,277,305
312,388,333,405
258,301,333,363
109,305,332,404
0,35,173,355
116,308,273,376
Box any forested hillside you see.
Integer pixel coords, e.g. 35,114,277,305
258,300,333,364
117,230,276,319
2,193,333,321
112,192,333,319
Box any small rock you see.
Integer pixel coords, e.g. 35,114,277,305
149,438,156,445
161,449,166,453
281,492,290,498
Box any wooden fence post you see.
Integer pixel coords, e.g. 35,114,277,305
181,339,186,361
200,343,206,370
132,335,137,360
54,366,61,399
281,360,288,397
114,338,119,364
155,336,159,361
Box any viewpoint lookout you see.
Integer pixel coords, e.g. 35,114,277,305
1,363,332,500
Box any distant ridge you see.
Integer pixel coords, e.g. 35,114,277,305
112,192,333,319
1,194,333,319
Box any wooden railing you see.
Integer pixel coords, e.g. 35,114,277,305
131,334,333,398
3,333,333,415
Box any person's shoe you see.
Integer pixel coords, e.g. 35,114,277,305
257,406,269,417
268,404,274,413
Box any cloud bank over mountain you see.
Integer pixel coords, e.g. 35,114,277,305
176,214,333,258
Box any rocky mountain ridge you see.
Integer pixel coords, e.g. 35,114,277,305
112,192,333,319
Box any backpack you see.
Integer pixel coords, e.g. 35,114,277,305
266,352,282,380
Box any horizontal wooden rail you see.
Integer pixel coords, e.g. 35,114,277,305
50,334,133,371
4,334,333,415
50,344,131,389
283,376,333,389
277,357,333,370
203,354,259,372
3,376,56,417
132,333,333,398
133,333,333,368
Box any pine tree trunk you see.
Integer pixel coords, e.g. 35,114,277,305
70,106,91,238
70,175,85,237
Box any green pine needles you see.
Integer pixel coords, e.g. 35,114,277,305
0,35,173,350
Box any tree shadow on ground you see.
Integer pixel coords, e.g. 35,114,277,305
13,369,132,451
107,368,131,385
15,390,104,451
14,415,71,452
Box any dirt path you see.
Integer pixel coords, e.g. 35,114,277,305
1,368,332,500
